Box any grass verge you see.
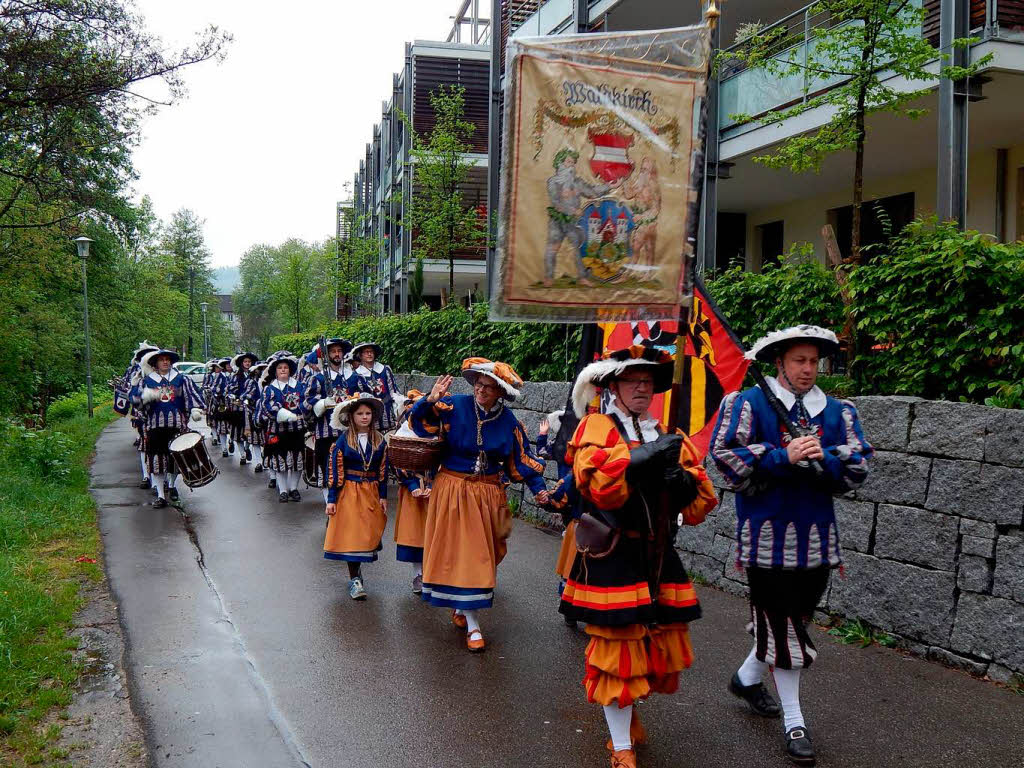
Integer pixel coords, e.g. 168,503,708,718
0,404,118,766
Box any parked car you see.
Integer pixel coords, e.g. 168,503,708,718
176,361,206,386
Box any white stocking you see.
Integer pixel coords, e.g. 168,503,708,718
167,473,178,490
603,703,633,752
151,473,166,499
411,562,423,577
287,470,300,492
463,610,481,634
251,445,262,464
139,454,149,479
737,644,768,686
772,667,805,731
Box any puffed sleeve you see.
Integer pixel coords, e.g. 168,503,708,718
303,372,325,414
505,419,546,495
408,395,454,438
326,440,344,504
181,374,206,411
262,384,281,416
819,400,873,492
567,413,631,511
675,431,718,526
710,391,791,492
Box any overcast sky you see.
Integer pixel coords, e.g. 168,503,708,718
132,0,459,267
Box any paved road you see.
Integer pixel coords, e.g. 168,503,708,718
92,419,1024,768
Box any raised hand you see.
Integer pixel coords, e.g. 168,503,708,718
428,374,454,403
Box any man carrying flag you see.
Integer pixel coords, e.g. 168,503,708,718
710,325,873,767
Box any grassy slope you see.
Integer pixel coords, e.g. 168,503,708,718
0,404,118,766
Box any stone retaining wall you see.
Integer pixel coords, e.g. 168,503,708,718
394,375,1024,682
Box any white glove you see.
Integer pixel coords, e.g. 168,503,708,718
142,387,160,403
313,399,329,418
277,408,298,424
324,396,338,408
190,407,203,422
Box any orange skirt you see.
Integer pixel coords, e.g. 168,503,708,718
395,485,429,563
323,480,386,562
555,519,578,580
582,622,694,707
420,469,510,609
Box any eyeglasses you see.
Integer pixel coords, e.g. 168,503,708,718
617,377,654,390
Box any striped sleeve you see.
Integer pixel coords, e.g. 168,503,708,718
326,440,344,504
568,414,630,511
408,395,453,437
822,400,874,492
709,392,788,492
505,419,546,495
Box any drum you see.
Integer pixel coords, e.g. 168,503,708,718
303,434,320,487
169,431,220,489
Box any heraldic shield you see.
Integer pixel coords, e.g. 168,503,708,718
588,129,634,184
580,199,635,283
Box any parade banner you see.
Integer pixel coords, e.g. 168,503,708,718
492,26,712,323
598,278,749,458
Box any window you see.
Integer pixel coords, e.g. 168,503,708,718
829,192,915,261
756,220,784,269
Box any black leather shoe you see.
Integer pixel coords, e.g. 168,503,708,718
729,672,781,718
289,490,301,502
268,478,277,489
228,441,235,455
151,485,158,497
784,726,815,766
169,487,180,502
138,478,151,489
222,449,229,458
254,464,263,474
152,497,168,509
239,457,247,466
279,492,289,503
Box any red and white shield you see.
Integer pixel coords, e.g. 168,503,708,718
588,129,634,184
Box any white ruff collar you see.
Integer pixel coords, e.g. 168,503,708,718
356,362,384,375
764,376,826,418
604,395,660,443
272,377,297,391
148,371,172,383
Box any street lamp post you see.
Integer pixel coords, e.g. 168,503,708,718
74,236,95,418
200,302,210,360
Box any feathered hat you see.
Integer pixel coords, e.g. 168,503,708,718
261,355,298,386
461,357,523,401
250,361,269,380
746,325,840,363
206,359,220,370
140,348,180,377
546,409,565,438
351,342,383,361
324,337,353,356
572,345,673,417
133,340,159,362
231,351,259,370
330,392,384,430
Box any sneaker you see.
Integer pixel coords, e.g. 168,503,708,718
784,726,816,766
254,463,264,474
412,574,423,594
138,478,151,489
268,478,277,489
245,447,252,461
279,492,289,503
151,497,168,509
289,490,301,502
729,672,781,718
169,487,180,502
349,578,367,600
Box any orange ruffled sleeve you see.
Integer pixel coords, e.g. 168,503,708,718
567,414,631,511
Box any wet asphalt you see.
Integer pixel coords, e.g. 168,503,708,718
92,419,1024,768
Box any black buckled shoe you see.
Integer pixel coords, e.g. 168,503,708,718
138,478,151,489
239,457,247,466
152,497,168,509
289,490,301,502
221,449,229,458
279,492,289,503
228,441,235,455
169,487,180,502
254,463,264,474
784,726,815,766
268,478,276,489
728,672,781,718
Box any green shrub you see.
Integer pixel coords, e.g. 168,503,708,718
0,421,76,481
45,386,113,423
849,219,1024,403
272,303,581,382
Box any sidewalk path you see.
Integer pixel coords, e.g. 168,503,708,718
92,418,1024,768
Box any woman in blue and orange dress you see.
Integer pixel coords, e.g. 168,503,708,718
559,346,717,768
323,393,389,601
409,358,550,653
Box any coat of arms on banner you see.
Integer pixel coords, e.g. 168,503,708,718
491,26,711,323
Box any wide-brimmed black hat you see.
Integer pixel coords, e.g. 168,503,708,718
261,355,298,386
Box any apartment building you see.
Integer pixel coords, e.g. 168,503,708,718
498,0,1024,271
351,33,491,313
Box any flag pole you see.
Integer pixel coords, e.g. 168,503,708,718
669,0,721,433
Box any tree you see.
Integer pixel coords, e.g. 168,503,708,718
404,85,486,303
0,0,230,231
235,244,278,356
161,209,216,357
721,0,987,264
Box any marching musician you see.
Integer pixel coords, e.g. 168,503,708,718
126,341,158,490
409,358,550,653
302,338,354,503
213,357,234,456
346,342,402,430
558,346,717,768
243,361,269,475
202,360,221,447
228,352,259,467
260,355,305,502
131,348,205,508
323,393,389,601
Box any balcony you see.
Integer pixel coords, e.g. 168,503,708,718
510,0,573,38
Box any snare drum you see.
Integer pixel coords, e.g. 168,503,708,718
169,431,220,489
303,434,320,487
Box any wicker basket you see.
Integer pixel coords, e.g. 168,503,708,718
387,434,443,474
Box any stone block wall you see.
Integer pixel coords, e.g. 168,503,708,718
393,375,1024,681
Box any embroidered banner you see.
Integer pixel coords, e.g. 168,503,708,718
492,26,711,323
